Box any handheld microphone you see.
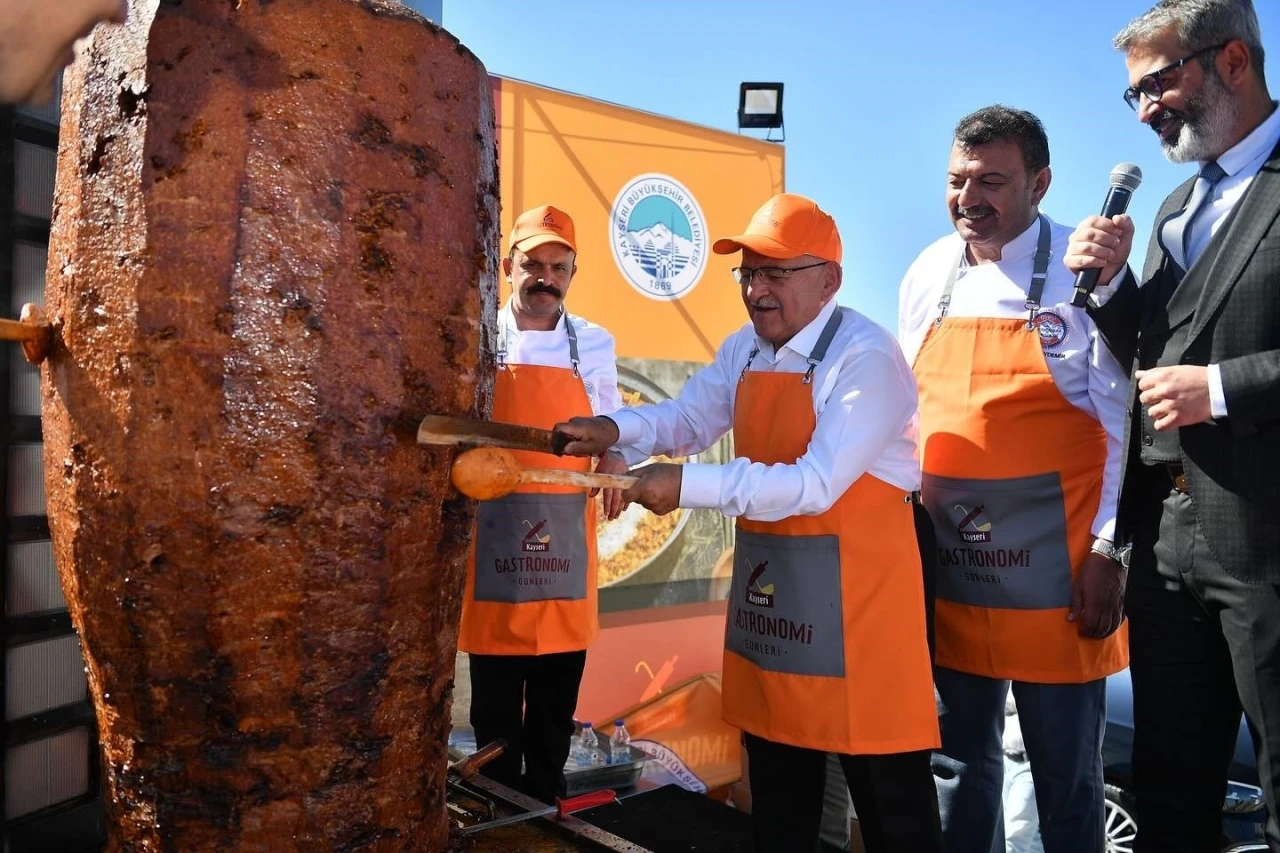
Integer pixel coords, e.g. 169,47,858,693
1071,162,1143,307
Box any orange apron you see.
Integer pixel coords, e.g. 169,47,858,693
722,310,940,755
912,216,1127,683
458,316,599,656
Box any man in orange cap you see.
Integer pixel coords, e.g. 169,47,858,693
555,193,943,853
458,204,628,803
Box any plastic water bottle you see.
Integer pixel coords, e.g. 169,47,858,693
568,720,588,767
609,719,631,764
580,722,604,766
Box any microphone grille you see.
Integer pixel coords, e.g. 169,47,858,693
1110,162,1143,192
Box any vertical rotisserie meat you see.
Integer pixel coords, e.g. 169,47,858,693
41,1,497,849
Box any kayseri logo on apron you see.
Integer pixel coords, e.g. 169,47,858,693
744,560,775,607
727,531,845,677
522,519,551,552
954,503,993,543
609,173,708,301
475,494,588,603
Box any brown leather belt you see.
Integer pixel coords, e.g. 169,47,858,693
1167,464,1190,495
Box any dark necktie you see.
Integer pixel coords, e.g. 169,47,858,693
1159,160,1227,271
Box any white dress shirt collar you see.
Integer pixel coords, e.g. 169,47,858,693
958,214,1046,268
499,299,566,334
1212,100,1280,178
754,296,839,361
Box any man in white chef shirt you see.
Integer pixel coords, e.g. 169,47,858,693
459,204,627,805
898,106,1129,853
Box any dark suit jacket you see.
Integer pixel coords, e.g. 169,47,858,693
1090,138,1280,584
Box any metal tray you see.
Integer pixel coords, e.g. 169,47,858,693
449,727,649,796
563,746,648,797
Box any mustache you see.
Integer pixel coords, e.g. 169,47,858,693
954,205,995,219
749,300,780,310
1151,107,1185,136
525,281,562,298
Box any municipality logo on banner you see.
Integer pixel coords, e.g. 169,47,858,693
609,173,708,301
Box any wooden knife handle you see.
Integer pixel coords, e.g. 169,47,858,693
451,738,507,779
0,317,46,342
0,306,52,365
522,468,638,491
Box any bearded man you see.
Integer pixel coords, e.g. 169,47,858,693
1065,2,1280,850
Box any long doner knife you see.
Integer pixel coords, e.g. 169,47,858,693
417,414,571,456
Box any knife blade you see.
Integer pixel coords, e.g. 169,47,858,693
417,414,571,456
457,788,619,835
457,774,653,851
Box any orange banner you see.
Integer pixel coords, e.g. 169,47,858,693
493,76,785,362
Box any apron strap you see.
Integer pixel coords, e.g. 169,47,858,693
497,312,508,368
739,306,845,384
564,313,581,378
936,214,1052,328
1025,214,1052,326
803,305,844,384
739,346,760,384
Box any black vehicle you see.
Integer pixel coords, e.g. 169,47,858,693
1103,669,1267,852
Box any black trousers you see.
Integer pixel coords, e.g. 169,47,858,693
744,733,943,853
1126,464,1280,853
468,650,587,803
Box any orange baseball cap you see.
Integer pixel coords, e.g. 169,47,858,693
712,193,841,264
509,204,576,254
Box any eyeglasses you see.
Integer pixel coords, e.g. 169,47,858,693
1123,42,1229,110
731,260,828,286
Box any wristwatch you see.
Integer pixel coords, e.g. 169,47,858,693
1090,537,1132,568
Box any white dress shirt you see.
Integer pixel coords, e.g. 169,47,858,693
898,215,1128,541
497,301,621,417
1187,101,1280,417
610,298,921,523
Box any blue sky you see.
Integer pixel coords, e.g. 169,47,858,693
434,0,1280,334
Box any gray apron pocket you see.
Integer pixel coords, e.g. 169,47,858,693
922,471,1072,610
474,493,589,603
725,530,845,678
